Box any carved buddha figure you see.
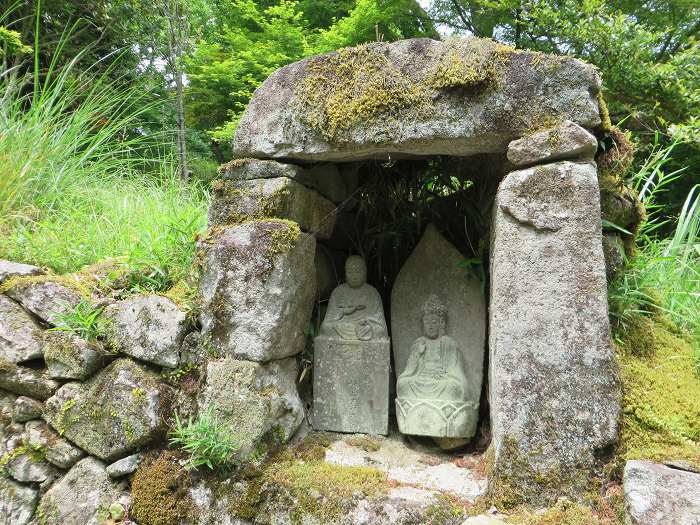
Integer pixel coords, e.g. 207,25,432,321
396,295,468,401
319,256,388,341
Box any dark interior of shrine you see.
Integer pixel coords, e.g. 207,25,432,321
304,152,510,451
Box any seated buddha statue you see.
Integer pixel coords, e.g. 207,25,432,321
319,255,388,341
396,294,468,401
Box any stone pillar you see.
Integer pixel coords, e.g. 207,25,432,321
489,125,620,504
198,158,338,457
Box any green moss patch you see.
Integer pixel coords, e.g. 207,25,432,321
0,273,91,298
131,452,192,525
233,433,388,524
616,314,700,469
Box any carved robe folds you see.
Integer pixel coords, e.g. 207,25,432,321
392,225,486,441
312,257,390,435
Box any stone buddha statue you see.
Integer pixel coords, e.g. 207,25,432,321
319,255,387,341
396,294,468,402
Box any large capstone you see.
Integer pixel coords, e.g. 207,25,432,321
233,38,601,162
624,461,700,525
35,457,121,525
44,358,172,461
0,295,45,364
199,356,304,458
104,295,188,368
489,160,620,503
199,220,316,362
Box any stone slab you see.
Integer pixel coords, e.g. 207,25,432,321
489,160,620,503
624,460,700,525
209,176,337,239
312,337,390,435
219,158,349,204
234,37,601,162
506,120,597,166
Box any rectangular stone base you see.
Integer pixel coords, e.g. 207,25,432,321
312,336,390,435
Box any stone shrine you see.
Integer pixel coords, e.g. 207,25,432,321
312,256,390,434
392,225,485,441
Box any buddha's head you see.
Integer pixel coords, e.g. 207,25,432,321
345,255,367,289
421,294,447,340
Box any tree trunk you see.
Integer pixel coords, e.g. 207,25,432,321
164,0,188,183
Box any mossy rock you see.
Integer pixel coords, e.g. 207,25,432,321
234,37,602,162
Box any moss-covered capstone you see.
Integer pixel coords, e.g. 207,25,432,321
234,37,601,161
43,358,173,461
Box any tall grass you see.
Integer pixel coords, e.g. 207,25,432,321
609,140,700,352
0,24,208,283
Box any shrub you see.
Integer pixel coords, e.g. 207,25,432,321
169,409,240,470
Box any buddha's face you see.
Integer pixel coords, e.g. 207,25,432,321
423,313,441,339
345,258,366,289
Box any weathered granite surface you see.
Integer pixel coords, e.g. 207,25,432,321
26,420,84,469
0,260,43,284
209,176,337,239
105,452,143,478
234,37,601,161
624,460,700,525
199,357,304,458
506,120,598,166
12,396,42,422
313,256,390,435
392,225,485,440
0,295,45,363
43,331,112,380
219,158,349,204
44,358,171,461
489,160,620,503
5,280,81,326
35,457,121,525
104,295,188,368
0,477,38,525
0,360,59,400
199,221,316,362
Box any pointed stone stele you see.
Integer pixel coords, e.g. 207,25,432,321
391,225,485,442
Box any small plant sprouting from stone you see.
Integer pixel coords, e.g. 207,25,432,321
169,409,240,470
50,299,108,341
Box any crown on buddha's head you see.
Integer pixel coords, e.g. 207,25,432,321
421,294,447,319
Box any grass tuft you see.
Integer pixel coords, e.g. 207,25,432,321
169,409,241,471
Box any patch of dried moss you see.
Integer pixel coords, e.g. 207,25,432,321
506,497,622,525
131,452,192,525
615,314,700,471
596,127,634,180
425,39,514,91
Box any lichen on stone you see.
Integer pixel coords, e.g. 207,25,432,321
425,38,513,91
295,43,430,143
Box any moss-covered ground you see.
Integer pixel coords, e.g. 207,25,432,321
615,314,700,470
